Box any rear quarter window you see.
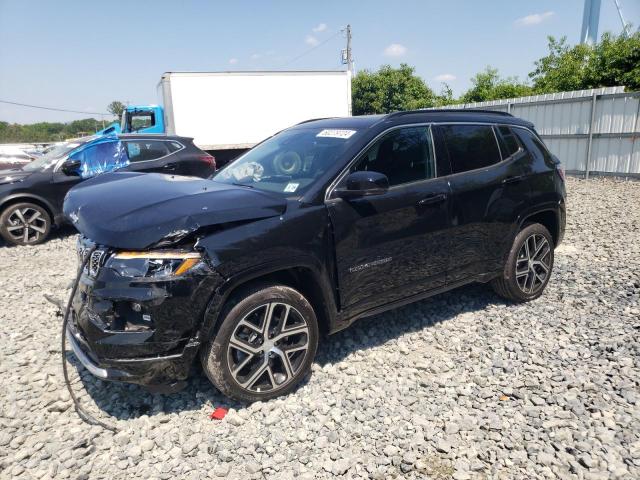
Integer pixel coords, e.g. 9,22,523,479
514,128,556,167
496,126,522,158
166,141,184,153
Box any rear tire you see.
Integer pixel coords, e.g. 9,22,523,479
0,202,51,246
200,284,319,402
492,223,554,302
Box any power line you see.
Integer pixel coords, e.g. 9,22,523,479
0,99,109,116
280,31,342,68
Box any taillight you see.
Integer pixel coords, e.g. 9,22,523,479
198,154,216,170
557,164,566,182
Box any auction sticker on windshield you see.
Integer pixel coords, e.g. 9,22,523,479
284,183,299,193
316,129,356,139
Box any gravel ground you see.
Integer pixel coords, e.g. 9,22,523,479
1,176,639,480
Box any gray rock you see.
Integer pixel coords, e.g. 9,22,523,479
140,439,155,452
245,461,261,474
213,464,230,477
332,458,351,475
2,177,640,480
436,439,452,453
225,411,244,427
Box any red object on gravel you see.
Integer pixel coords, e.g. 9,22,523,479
210,407,228,420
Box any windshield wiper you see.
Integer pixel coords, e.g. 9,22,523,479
231,182,254,189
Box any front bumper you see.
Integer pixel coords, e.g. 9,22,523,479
66,324,200,392
68,247,223,390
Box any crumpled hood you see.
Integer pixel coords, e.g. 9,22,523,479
63,172,287,249
0,170,32,185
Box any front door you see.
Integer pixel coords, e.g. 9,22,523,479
51,138,128,212
326,126,451,315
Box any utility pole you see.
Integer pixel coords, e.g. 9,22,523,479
580,0,601,45
341,25,354,74
613,0,630,37
346,24,353,73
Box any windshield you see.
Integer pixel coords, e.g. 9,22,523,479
22,142,82,172
212,127,359,195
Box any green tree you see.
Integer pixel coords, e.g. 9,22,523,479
0,118,102,143
434,83,458,107
586,31,640,91
529,37,592,92
529,31,640,92
461,66,533,103
107,100,126,119
352,64,436,115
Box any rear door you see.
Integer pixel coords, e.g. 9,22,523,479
434,123,530,282
122,139,184,175
326,125,451,315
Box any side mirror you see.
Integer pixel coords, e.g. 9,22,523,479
335,171,389,198
61,158,81,176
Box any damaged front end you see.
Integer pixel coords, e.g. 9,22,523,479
62,172,288,391
68,236,224,392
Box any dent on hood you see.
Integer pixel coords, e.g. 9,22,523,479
64,172,288,250
152,228,195,248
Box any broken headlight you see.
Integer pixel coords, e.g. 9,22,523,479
107,250,206,279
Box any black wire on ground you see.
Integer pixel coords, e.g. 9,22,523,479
60,248,119,433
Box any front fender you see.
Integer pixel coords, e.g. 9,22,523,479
198,256,337,343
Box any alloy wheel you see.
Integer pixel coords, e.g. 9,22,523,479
515,233,551,294
5,206,48,244
227,302,310,393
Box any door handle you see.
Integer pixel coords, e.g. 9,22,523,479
502,175,525,185
163,163,177,170
417,193,447,207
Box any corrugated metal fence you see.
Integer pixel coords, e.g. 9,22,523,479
438,86,640,178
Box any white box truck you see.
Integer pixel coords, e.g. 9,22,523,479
113,71,352,165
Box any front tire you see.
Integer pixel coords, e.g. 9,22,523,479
0,202,51,246
492,223,554,302
200,284,319,402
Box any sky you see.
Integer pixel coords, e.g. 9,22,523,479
1,0,638,124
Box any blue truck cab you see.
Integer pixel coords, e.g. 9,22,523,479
96,105,165,136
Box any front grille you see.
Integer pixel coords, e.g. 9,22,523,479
89,250,105,277
76,236,106,277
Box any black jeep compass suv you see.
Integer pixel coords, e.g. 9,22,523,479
63,110,566,402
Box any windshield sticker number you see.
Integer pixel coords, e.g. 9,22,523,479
284,183,299,193
316,129,356,139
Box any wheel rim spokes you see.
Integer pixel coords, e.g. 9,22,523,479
5,207,47,243
516,234,551,294
227,302,310,392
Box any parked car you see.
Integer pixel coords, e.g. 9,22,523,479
63,110,566,401
0,134,215,245
0,145,37,170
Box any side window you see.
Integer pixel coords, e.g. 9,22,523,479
69,140,129,179
352,126,435,186
440,125,501,174
125,140,170,162
166,141,183,153
514,128,555,166
496,126,522,159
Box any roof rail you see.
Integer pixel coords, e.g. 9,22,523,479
386,108,513,118
295,117,333,125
